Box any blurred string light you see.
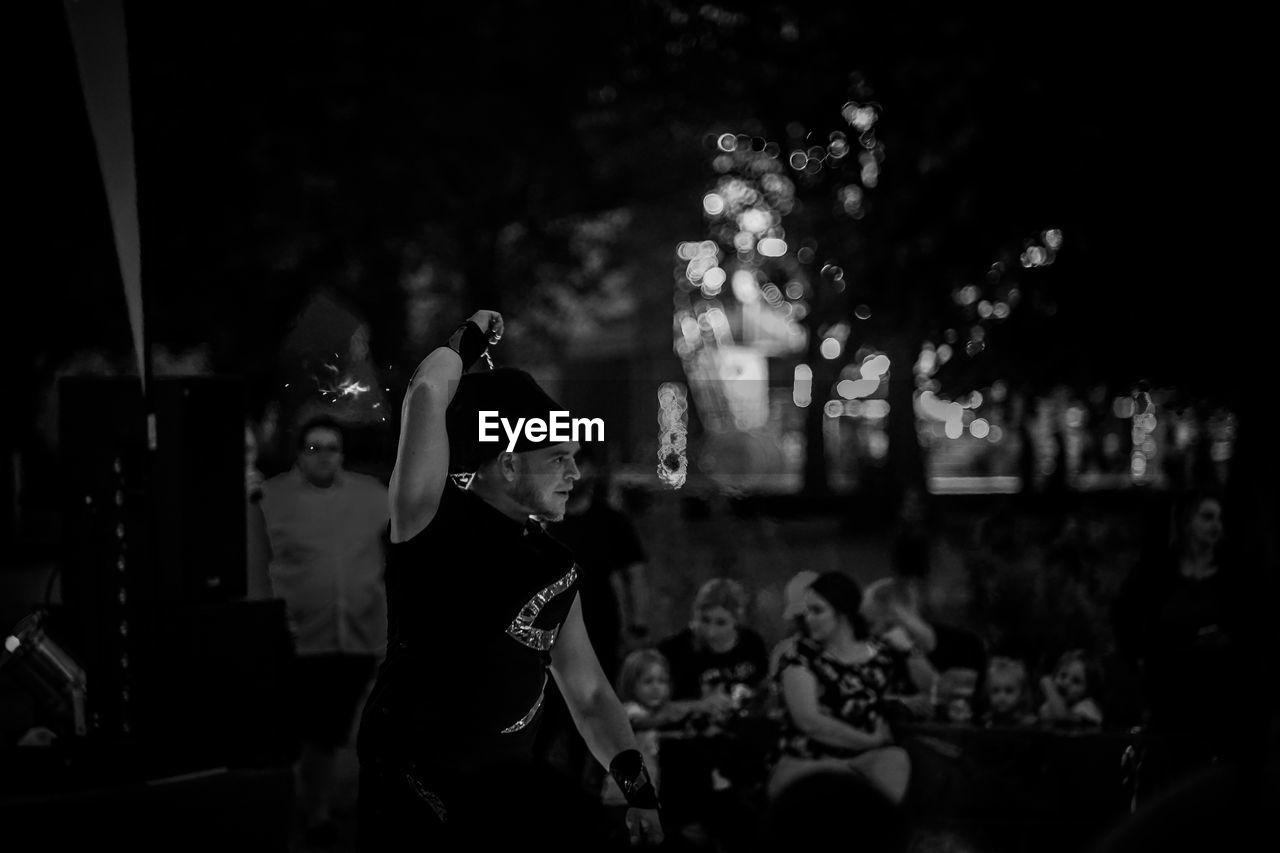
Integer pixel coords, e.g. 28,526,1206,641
657,382,689,489
1130,387,1157,483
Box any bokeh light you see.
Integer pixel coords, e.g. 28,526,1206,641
793,364,813,407
837,377,880,399
740,208,770,233
757,237,788,257
860,354,890,380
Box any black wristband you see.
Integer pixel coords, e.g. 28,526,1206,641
608,748,660,810
447,321,489,370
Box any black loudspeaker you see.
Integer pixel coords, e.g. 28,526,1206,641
58,376,248,746
147,377,247,603
60,376,246,603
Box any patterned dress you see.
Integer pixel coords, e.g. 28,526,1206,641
776,637,907,760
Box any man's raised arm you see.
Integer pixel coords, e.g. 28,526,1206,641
389,310,502,542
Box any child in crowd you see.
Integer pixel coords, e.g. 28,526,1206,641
937,668,978,725
602,649,690,808
1039,649,1103,728
606,650,726,845
980,657,1038,728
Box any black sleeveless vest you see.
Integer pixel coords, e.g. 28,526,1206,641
357,481,580,776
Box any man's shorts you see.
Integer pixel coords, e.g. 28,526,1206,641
292,653,377,748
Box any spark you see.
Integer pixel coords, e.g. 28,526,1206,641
337,378,371,398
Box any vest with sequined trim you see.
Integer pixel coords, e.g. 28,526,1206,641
357,481,581,775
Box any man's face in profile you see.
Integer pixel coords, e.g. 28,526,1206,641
511,442,580,522
564,455,598,515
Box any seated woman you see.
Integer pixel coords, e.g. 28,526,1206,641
769,571,915,804
657,578,770,846
659,577,770,718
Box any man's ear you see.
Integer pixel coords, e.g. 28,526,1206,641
498,452,519,482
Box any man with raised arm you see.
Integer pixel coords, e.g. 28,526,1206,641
355,310,662,851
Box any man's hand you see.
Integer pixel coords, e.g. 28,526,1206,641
625,807,663,846
467,310,504,344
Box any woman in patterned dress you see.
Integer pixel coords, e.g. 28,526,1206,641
769,571,914,804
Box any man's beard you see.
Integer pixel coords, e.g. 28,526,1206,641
514,477,565,523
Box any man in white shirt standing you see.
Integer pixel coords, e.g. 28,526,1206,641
253,414,388,847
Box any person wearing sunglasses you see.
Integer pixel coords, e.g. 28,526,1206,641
255,414,390,847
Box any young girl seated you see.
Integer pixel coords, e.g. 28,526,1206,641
601,649,689,807
1039,649,1104,728
938,668,978,725
980,657,1038,728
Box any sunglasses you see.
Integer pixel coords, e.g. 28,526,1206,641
304,444,342,455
